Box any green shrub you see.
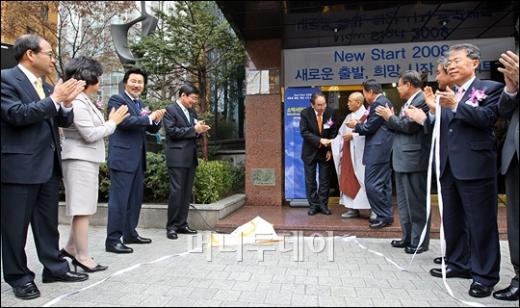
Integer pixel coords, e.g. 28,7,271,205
98,162,110,202
144,151,170,202
96,152,238,204
230,162,245,193
193,159,233,204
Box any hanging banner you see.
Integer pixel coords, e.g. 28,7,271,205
284,87,321,201
284,37,515,87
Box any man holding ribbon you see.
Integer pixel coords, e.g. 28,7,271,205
411,44,503,298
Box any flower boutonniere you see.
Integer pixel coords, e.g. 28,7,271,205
140,106,151,116
323,118,334,129
465,87,487,107
94,99,105,110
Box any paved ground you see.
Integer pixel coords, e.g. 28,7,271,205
1,225,518,307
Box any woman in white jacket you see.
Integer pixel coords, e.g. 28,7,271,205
60,56,128,272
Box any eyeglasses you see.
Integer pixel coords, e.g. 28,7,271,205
34,50,54,58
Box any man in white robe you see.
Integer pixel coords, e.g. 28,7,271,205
332,92,373,219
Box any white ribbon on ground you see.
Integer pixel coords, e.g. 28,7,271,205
42,250,193,307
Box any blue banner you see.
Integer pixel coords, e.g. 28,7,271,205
284,87,320,200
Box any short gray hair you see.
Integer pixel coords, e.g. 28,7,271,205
448,43,481,60
399,70,422,88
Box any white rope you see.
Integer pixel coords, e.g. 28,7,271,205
42,249,194,307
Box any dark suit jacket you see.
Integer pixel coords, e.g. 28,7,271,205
387,91,431,173
163,102,199,168
354,95,394,166
300,106,337,164
498,91,519,175
1,66,73,184
425,78,503,180
107,92,160,172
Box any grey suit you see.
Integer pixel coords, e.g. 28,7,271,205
61,93,116,216
387,91,431,249
498,90,519,287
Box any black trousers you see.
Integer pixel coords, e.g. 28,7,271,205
441,160,500,287
505,156,519,287
106,161,144,245
167,165,196,230
1,171,68,288
303,156,331,209
395,171,430,249
365,162,393,223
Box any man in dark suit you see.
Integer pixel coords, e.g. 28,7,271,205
347,80,394,229
105,68,166,253
1,34,88,300
163,85,210,239
300,92,338,216
376,71,431,253
426,44,503,298
494,50,519,301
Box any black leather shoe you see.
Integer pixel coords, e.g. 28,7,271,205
318,206,332,215
177,226,198,234
433,256,445,264
13,281,40,300
430,267,472,279
167,229,178,239
42,271,88,283
391,240,410,248
308,208,318,216
369,220,391,229
469,281,492,298
123,235,152,244
404,246,428,254
105,242,133,254
493,284,519,301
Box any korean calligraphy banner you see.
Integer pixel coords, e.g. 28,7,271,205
284,37,514,87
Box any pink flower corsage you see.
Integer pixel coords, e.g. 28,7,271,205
95,99,105,110
139,106,151,116
324,118,334,129
466,87,487,107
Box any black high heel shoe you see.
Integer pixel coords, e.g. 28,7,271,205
60,248,76,261
72,259,108,273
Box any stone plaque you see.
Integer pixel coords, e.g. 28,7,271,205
252,168,275,186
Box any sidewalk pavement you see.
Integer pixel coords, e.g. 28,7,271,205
1,225,518,307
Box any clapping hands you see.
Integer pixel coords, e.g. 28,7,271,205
195,120,211,134
150,109,166,122
498,50,519,93
51,79,86,107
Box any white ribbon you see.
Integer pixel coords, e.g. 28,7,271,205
421,96,485,307
42,250,194,307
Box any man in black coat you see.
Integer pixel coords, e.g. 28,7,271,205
1,34,88,300
163,85,210,240
300,92,338,216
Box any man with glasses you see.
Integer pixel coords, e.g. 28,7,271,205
376,71,431,254
1,34,88,300
163,84,210,240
